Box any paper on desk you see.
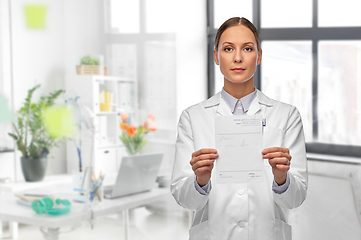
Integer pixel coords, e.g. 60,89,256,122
215,115,263,184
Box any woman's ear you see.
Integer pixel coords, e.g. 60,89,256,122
213,49,219,65
257,49,262,65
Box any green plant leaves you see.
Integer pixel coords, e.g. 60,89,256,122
80,55,99,66
8,85,66,159
119,131,147,155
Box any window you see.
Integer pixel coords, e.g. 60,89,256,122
207,0,361,156
261,41,313,141
318,0,361,27
104,0,177,130
213,0,253,28
109,0,140,33
261,0,312,28
318,41,361,146
145,0,176,33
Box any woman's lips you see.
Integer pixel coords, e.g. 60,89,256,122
231,68,245,73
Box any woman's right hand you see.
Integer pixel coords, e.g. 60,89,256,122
190,148,218,187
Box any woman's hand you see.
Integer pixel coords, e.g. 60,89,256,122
262,147,291,185
190,148,218,187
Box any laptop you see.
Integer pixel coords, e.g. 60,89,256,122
104,153,163,199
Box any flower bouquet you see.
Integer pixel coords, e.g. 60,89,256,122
119,113,157,155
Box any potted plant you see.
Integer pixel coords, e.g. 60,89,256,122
76,55,108,75
8,85,66,182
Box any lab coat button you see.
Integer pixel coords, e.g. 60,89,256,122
238,189,246,195
238,221,246,228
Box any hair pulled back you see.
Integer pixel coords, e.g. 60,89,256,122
214,17,260,52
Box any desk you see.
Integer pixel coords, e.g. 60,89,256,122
0,174,72,193
0,175,72,238
0,188,169,240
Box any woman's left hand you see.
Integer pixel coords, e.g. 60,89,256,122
262,147,291,185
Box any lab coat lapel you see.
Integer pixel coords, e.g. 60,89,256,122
247,98,261,115
247,89,273,115
216,96,233,116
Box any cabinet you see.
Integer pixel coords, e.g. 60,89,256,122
65,75,137,176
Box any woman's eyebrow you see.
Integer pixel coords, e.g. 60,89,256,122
243,42,255,46
221,41,255,46
222,41,234,45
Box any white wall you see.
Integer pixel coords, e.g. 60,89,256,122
64,0,102,75
7,0,102,180
175,0,208,121
0,0,13,149
11,0,65,109
0,0,15,181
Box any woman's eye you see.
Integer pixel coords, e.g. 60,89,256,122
244,47,252,52
224,47,233,52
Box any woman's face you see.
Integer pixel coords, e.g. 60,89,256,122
213,25,262,85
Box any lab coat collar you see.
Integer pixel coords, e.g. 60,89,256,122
204,89,273,116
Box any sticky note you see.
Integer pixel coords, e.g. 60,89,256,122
24,5,47,29
43,106,75,138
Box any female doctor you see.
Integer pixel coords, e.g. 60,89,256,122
171,17,308,240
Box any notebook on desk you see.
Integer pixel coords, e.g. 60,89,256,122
104,153,163,199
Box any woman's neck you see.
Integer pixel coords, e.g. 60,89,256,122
223,78,255,99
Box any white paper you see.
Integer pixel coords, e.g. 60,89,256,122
215,115,263,184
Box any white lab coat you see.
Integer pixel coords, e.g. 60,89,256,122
171,89,308,240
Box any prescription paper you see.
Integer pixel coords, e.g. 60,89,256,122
215,115,263,184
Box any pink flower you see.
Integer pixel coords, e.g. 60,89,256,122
120,113,129,122
147,113,156,121
148,120,157,132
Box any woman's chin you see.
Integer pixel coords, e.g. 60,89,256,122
224,77,254,85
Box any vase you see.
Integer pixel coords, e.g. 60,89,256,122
20,157,47,182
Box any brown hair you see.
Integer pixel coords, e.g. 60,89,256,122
214,17,260,51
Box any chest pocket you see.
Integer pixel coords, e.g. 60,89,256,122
263,125,285,149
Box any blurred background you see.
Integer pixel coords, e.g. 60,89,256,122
0,0,360,239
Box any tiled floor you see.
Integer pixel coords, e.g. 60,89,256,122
1,204,190,240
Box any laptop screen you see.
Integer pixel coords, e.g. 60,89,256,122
107,153,163,198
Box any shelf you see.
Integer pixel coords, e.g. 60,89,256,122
147,139,175,145
96,112,118,116
94,76,134,83
96,144,123,149
66,74,134,83
65,74,137,176
96,110,136,116
0,147,14,153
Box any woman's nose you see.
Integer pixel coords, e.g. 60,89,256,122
234,51,242,63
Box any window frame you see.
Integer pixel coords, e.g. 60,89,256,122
102,0,176,129
207,0,361,157
102,0,175,89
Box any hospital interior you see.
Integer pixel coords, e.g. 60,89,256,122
0,0,360,239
